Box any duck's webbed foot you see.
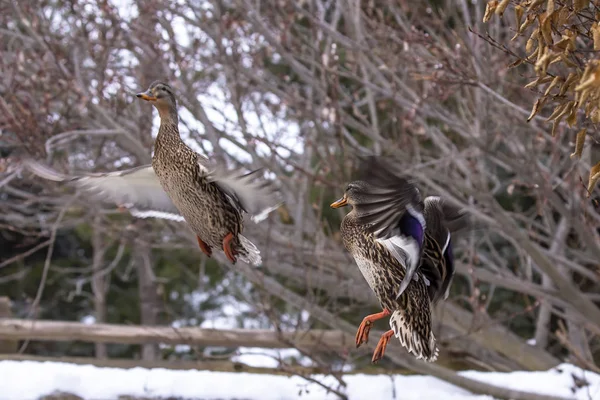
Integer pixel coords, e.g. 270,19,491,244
222,232,237,264
371,329,394,363
355,309,391,348
197,236,213,257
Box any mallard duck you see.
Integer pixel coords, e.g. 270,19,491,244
330,156,468,362
24,81,282,266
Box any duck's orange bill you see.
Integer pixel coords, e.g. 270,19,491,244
136,91,157,101
330,195,348,208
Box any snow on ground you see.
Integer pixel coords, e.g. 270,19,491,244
0,361,598,400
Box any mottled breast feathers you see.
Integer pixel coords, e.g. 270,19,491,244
346,156,469,302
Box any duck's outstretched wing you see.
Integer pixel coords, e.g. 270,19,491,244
351,156,426,298
421,196,470,303
203,160,283,223
23,159,181,217
354,156,424,238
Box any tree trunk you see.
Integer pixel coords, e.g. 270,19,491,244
129,0,166,362
133,0,167,147
134,243,159,361
91,216,108,359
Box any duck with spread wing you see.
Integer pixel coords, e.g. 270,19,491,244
24,81,282,266
330,156,469,362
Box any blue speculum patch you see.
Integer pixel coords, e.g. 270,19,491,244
398,213,424,247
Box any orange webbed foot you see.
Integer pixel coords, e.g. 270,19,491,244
371,329,394,363
355,309,391,348
222,232,237,264
197,236,212,257
355,318,373,348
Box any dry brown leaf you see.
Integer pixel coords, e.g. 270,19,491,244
559,53,577,68
585,101,594,117
558,72,579,96
558,101,576,121
525,75,553,89
578,62,595,86
553,37,569,51
526,47,539,62
482,0,600,182
496,0,511,16
551,117,562,136
546,101,568,121
575,62,600,92
587,161,600,198
508,58,524,68
484,1,499,22
540,13,554,45
519,13,536,35
526,29,539,53
535,48,552,75
544,75,563,96
528,97,545,121
514,4,524,32
550,53,563,66
546,0,554,15
511,31,521,42
570,128,587,159
577,88,592,110
592,23,600,50
535,42,546,63
525,77,542,89
554,29,576,51
566,102,579,126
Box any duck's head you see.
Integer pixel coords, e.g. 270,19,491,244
137,81,177,117
330,181,371,209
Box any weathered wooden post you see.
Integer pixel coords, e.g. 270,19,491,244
0,297,17,354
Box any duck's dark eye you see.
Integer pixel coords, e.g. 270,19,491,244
157,86,171,97
155,86,169,98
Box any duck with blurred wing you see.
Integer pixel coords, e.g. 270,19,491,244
330,156,469,362
25,81,282,266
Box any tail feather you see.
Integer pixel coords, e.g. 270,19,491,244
389,309,438,362
237,234,262,266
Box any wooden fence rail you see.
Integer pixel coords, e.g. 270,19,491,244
0,318,354,350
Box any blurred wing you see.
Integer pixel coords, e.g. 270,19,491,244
353,156,425,239
128,209,186,222
206,162,283,223
23,159,181,216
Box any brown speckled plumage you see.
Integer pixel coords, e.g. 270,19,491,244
331,156,469,363
150,107,245,258
136,80,282,265
340,210,437,362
